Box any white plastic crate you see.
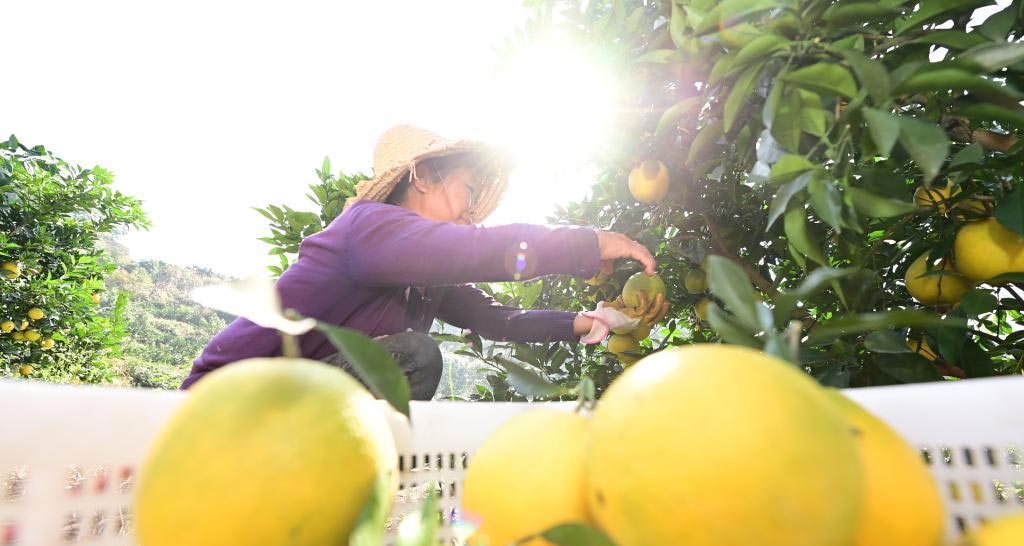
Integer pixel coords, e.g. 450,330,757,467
1,376,1023,546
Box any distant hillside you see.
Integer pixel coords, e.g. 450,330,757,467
101,237,231,389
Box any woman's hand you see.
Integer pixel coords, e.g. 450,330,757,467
594,230,656,275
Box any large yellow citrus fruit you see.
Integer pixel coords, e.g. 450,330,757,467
621,271,666,308
962,512,1024,545
136,358,397,546
953,198,989,222
629,321,654,341
628,160,670,204
826,391,945,546
684,268,707,294
905,253,970,305
588,346,863,546
907,337,939,361
23,330,41,342
463,410,591,546
954,218,1024,281
695,298,712,321
40,338,55,350
11,331,25,341
0,321,13,333
914,182,960,213
1,262,20,280
607,334,641,365
27,308,45,320
19,365,32,376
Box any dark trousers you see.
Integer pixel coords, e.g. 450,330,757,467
321,331,443,401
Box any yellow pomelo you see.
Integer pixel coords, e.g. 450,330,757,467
1,262,20,279
962,513,1024,546
907,337,939,361
463,410,592,546
695,298,711,321
684,268,707,294
607,334,641,365
27,307,44,320
23,330,41,342
587,345,863,546
953,198,989,222
905,253,970,305
0,321,13,333
11,331,24,341
136,358,397,546
954,218,1024,281
914,183,960,213
19,365,32,376
628,160,670,204
40,338,55,350
630,321,654,341
826,391,945,546
622,271,666,308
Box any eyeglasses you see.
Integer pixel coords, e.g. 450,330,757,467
432,163,480,209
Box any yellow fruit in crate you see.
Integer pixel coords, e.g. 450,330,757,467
962,512,1024,545
27,308,44,320
23,330,41,342
914,182,960,213
622,271,666,308
1,262,20,279
954,218,1024,281
463,410,591,546
826,391,945,546
607,334,641,365
136,358,397,546
0,321,13,333
905,253,970,305
40,338,55,350
628,160,670,204
588,345,863,546
695,298,712,321
684,268,707,294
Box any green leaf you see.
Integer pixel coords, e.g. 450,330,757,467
958,288,998,317
316,322,411,418
707,303,762,347
687,119,724,165
784,206,827,264
321,156,331,176
780,63,858,98
959,42,1024,73
807,311,967,345
695,0,787,36
800,107,828,136
670,0,689,48
771,88,803,151
847,186,920,218
494,355,563,397
706,255,759,332
994,187,1024,237
949,142,984,168
634,49,678,64
724,62,764,132
898,117,950,183
977,0,1017,41
896,0,991,35
520,280,544,309
541,523,617,546
768,154,817,183
864,330,914,353
863,108,900,155
907,30,990,50
348,474,392,546
825,3,903,28
957,103,1024,131
809,176,845,232
874,353,943,383
395,484,439,546
732,33,789,68
894,69,1024,100
959,340,996,377
836,49,891,104
767,173,812,228
708,52,737,87
655,96,701,139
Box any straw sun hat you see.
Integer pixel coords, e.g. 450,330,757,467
346,125,512,223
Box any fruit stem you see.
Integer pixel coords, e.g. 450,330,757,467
280,333,301,358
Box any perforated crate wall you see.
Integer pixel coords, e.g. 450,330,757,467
2,376,1023,545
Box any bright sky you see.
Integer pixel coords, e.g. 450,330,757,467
6,1,620,278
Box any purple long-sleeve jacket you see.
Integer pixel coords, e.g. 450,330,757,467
180,200,602,389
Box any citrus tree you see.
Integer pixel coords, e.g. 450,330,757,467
0,136,148,382
514,0,1024,389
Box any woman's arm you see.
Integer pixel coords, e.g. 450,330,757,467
437,284,587,343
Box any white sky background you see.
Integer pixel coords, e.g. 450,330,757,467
5,1,605,278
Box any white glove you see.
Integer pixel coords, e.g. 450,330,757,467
580,301,640,344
